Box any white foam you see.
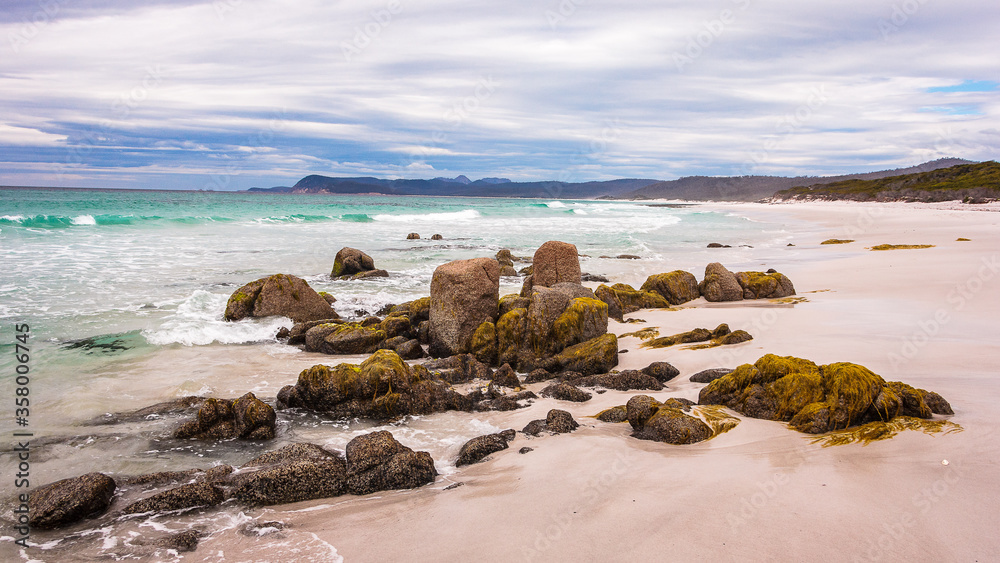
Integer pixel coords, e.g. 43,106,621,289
372,209,480,222
71,214,97,225
142,290,292,346
545,201,567,208
1,214,25,222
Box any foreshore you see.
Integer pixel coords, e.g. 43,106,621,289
285,201,999,562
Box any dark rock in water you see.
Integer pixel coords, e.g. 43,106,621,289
521,419,547,436
121,482,224,515
318,291,337,305
735,270,796,299
476,389,538,412
118,469,201,488
225,274,337,323
642,362,680,383
491,363,521,388
277,350,471,419
286,318,344,345
275,327,290,339
29,472,116,529
332,247,377,277
499,429,516,441
241,443,341,468
524,368,554,384
541,382,592,402
230,459,348,506
581,273,609,282
304,322,386,355
699,263,743,302
431,234,443,240
626,395,662,430
522,240,582,295
173,392,276,441
499,265,518,277
616,254,641,260
89,396,205,425
698,354,953,435
689,368,734,383
571,370,663,391
238,520,286,537
407,232,421,240
641,270,700,305
596,405,628,423
423,353,494,383
707,243,731,248
429,258,500,357
155,529,203,552
201,465,234,483
349,269,389,280
519,447,534,454
345,431,437,495
456,431,515,466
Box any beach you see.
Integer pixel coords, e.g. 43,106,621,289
3,198,999,562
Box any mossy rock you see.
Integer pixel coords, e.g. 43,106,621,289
470,321,498,365
595,405,628,423
734,271,796,299
608,283,670,314
225,274,335,323
547,297,608,356
869,244,935,251
594,284,624,321
408,297,431,324
640,270,699,305
496,307,528,367
550,333,618,375
499,294,530,317
313,323,387,355
820,239,854,245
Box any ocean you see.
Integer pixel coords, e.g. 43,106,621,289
0,187,795,560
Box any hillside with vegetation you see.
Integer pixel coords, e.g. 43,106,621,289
773,161,1000,203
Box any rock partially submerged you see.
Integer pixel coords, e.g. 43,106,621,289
121,482,224,515
621,395,737,445
332,247,379,278
456,430,517,466
224,274,337,323
698,354,954,434
522,409,580,436
641,323,751,349
173,392,276,441
345,431,437,495
541,381,593,402
29,472,117,529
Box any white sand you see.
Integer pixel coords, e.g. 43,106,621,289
197,202,1000,563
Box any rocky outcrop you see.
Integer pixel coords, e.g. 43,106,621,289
429,258,500,357
627,395,713,445
594,284,624,321
304,322,387,355
690,367,734,383
521,241,581,295
597,283,670,315
641,270,700,305
29,473,117,529
423,354,493,383
491,363,522,388
121,482,224,515
456,430,516,466
541,382,593,402
224,274,337,323
550,333,619,375
699,263,744,302
345,431,437,495
735,270,796,299
277,350,471,419
569,369,662,391
698,354,954,434
332,247,377,277
522,409,579,436
229,445,347,506
173,392,276,440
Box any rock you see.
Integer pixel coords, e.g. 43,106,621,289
616,254,641,260
641,271,700,305
632,406,713,445
642,362,680,383
350,269,389,280
318,291,337,305
594,284,624,321
596,406,628,423
406,233,420,240
689,368,734,383
277,350,471,419
699,263,744,302
550,333,619,375
304,323,386,355
121,482,224,515
496,249,515,267
522,409,579,436
155,530,202,552
408,297,431,325
230,459,347,506
541,382,593,402
492,363,521,388
735,271,796,299
573,370,663,391
286,318,343,345
519,447,534,454
431,234,443,240
642,327,714,348
605,283,670,314
698,354,951,435
718,330,753,345
470,321,498,365
332,247,377,277
429,258,500,357
173,392,276,440
524,368,554,383
241,443,341,468
29,473,116,529
202,465,235,483
225,274,337,323
923,391,954,415
707,243,731,248
345,431,437,495
528,241,582,290
548,282,596,300
581,273,609,282
477,389,538,412
626,395,662,429
499,265,518,277
423,354,494,383
456,432,512,466
380,315,413,339
499,294,530,317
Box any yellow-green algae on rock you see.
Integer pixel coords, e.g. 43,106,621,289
810,417,963,447
869,244,935,251
820,239,855,245
699,354,955,439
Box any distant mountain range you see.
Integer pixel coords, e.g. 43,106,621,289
248,158,980,201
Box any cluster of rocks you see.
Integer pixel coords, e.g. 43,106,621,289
593,262,795,321
27,431,436,533
173,392,276,440
407,233,444,240
698,354,954,434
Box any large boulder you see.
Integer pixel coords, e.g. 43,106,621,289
121,482,224,515
550,333,619,375
641,271,700,305
522,241,581,295
735,270,796,299
304,322,386,355
173,392,276,440
29,473,117,529
594,284,624,321
699,263,743,302
230,456,347,506
604,283,670,314
698,354,953,434
276,350,471,419
570,370,662,391
429,258,500,357
224,274,337,323
331,247,376,277
345,431,437,495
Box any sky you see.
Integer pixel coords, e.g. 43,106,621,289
0,0,997,190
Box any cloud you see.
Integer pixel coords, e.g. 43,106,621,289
0,0,997,189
